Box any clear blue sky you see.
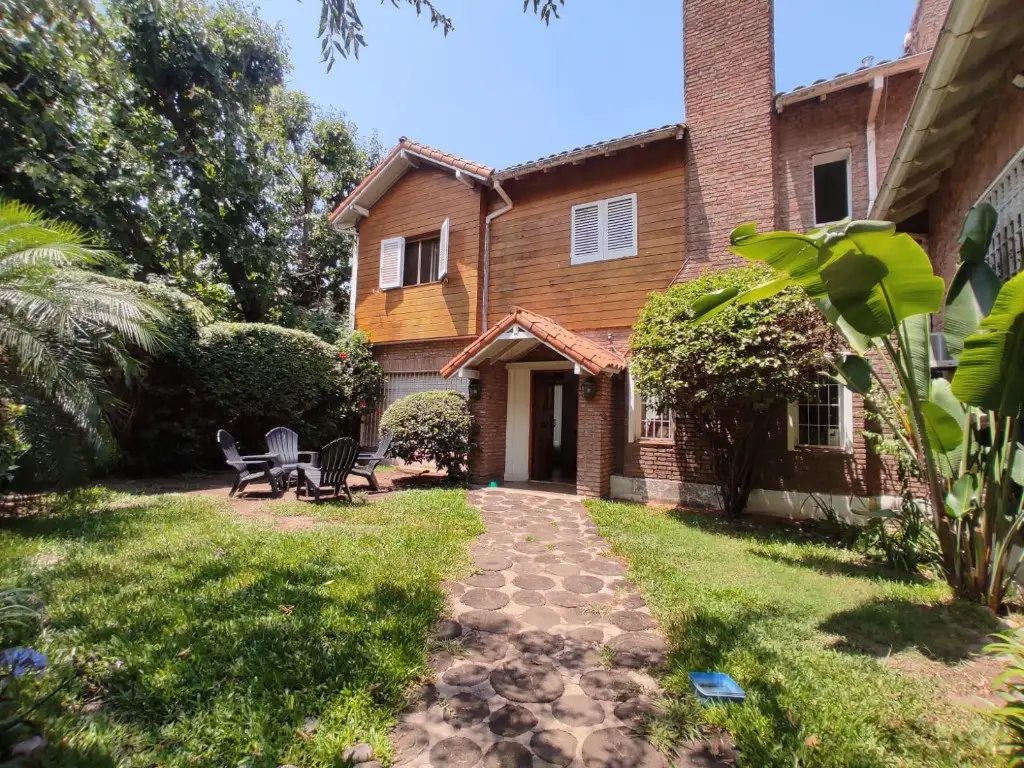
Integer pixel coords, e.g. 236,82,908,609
254,0,917,170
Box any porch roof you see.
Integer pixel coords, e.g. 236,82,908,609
440,308,627,378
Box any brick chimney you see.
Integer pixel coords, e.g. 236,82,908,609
903,0,950,55
682,0,777,271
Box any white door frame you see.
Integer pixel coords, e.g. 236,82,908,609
504,361,575,482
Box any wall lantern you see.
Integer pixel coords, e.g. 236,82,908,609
581,377,598,400
468,379,482,401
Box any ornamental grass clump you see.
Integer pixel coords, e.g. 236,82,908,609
630,264,840,516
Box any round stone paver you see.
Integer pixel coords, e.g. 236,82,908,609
511,629,565,656
465,571,506,588
621,594,647,610
474,553,513,571
583,559,626,576
519,606,563,629
483,740,533,768
392,724,429,763
490,658,565,703
609,610,657,632
461,610,520,635
442,663,491,687
462,589,510,610
581,727,666,768
567,627,604,646
552,695,606,727
442,692,490,729
430,736,482,768
580,670,642,701
546,589,589,608
563,575,604,595
488,703,538,736
556,643,601,671
512,573,555,590
545,562,582,577
461,632,509,662
530,729,578,767
514,540,550,554
434,619,462,640
608,633,668,669
511,590,546,607
613,696,660,731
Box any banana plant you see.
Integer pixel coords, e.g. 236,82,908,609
691,205,1024,610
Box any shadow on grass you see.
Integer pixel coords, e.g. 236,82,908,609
748,547,927,584
819,598,998,663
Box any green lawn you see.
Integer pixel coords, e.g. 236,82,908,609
587,500,1003,768
0,488,482,767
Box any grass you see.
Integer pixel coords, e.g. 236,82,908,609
586,500,1003,768
0,487,482,767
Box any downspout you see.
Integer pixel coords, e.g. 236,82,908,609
866,75,884,211
482,179,514,332
348,229,359,332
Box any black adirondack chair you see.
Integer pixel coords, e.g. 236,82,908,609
265,427,318,486
297,437,360,502
351,430,393,491
217,430,284,497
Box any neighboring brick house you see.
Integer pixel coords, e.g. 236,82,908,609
330,0,1024,516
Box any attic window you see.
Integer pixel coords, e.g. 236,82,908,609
403,237,441,286
813,149,852,225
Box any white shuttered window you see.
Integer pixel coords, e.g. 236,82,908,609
379,236,405,290
570,193,637,264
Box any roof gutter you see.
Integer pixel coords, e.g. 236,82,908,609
870,0,990,219
775,53,929,112
481,180,513,333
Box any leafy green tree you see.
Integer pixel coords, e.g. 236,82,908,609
0,200,164,479
630,265,839,517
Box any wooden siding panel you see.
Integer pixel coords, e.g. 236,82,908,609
355,167,483,343
488,142,686,330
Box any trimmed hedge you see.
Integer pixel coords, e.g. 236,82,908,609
120,323,382,472
380,390,473,482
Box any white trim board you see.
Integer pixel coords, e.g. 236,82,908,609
610,475,900,522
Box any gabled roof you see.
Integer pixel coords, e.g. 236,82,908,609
871,0,1024,222
329,138,494,231
775,52,929,111
496,124,686,180
440,308,627,378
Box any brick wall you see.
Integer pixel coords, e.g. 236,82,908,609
776,72,920,230
681,0,777,278
576,374,616,498
928,53,1024,281
373,338,473,373
904,0,950,55
468,360,508,484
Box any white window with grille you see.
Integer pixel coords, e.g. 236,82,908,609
788,378,853,453
570,193,638,265
360,372,469,448
627,372,674,442
977,145,1024,281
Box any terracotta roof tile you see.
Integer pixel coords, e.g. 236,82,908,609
440,308,626,378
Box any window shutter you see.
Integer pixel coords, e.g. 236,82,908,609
571,202,601,264
605,194,637,258
379,236,404,290
438,218,450,279
627,371,639,443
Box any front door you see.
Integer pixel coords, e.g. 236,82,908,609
530,372,556,481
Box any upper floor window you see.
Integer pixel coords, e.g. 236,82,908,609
788,377,853,453
378,217,450,290
976,144,1023,281
404,237,440,287
570,193,638,265
813,149,851,225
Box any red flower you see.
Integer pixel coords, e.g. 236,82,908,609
358,400,367,409
338,352,347,360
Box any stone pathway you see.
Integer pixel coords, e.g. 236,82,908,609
392,488,671,768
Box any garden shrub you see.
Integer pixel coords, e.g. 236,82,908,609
120,321,383,472
380,391,473,482
630,264,839,516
